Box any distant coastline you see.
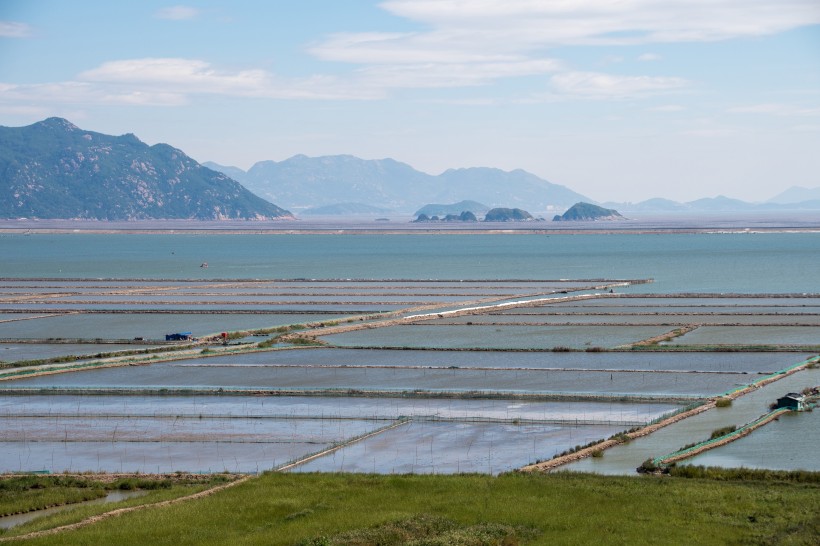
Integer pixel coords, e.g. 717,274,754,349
1,213,820,235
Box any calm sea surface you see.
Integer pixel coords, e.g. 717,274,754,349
2,232,818,293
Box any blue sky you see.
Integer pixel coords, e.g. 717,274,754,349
1,0,818,202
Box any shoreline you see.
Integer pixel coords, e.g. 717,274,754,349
2,212,820,235
3,227,820,235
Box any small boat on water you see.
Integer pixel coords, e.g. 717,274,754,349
200,262,208,268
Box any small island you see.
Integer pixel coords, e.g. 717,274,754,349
553,202,624,221
483,208,534,222
412,207,536,223
413,211,478,223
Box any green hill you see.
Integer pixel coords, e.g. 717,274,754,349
0,118,292,220
553,202,623,221
483,207,534,221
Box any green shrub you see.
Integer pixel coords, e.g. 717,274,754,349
637,458,660,473
709,425,737,440
715,398,732,408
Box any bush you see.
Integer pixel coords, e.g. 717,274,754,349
715,398,732,408
637,458,660,473
609,432,631,444
668,465,820,483
709,425,737,440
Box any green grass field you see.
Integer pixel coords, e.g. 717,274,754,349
3,471,818,545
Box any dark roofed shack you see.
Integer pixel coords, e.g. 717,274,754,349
775,393,805,411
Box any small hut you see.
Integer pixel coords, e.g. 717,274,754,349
775,393,805,411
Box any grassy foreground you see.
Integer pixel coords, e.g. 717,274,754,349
4,471,818,545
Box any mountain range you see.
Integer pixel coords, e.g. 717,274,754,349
1,118,817,221
205,158,820,216
0,118,291,220
203,156,590,214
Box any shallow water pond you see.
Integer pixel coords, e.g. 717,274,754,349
0,394,678,424
321,324,672,349
681,409,820,471
290,420,627,475
0,313,351,340
0,343,158,363
562,367,820,475
666,325,820,346
4,363,757,397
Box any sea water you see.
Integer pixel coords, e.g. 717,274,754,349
1,232,818,293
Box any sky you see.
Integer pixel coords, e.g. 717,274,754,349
1,0,819,203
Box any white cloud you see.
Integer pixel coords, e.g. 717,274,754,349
638,53,662,62
310,31,547,65
728,103,820,116
649,104,685,111
379,0,820,45
79,58,388,100
154,6,200,20
0,21,32,38
356,58,560,89
0,58,387,112
0,80,187,108
79,58,270,95
551,71,688,99
304,0,818,97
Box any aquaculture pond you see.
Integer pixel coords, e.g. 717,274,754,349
290,420,626,475
0,343,159,363
430,314,820,326
0,394,679,424
0,313,352,340
2,231,819,475
664,325,820,346
681,409,820,471
320,324,672,349
0,392,678,474
2,362,758,398
157,348,807,374
562,367,820,475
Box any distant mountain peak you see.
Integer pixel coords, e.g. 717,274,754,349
767,185,820,205
221,156,590,214
36,117,80,132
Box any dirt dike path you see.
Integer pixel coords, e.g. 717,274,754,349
279,292,614,342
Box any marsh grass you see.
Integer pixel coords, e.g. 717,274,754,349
296,514,538,546
0,474,231,535
0,475,140,516
9,472,819,545
669,466,820,483
0,478,229,539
